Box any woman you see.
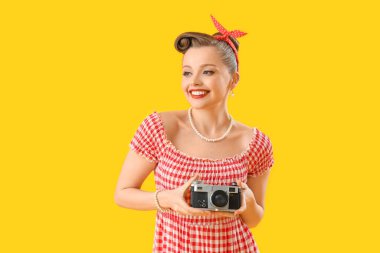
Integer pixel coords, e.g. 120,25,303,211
114,15,275,253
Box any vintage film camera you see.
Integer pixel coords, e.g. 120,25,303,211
190,180,241,212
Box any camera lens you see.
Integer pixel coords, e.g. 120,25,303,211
211,190,228,207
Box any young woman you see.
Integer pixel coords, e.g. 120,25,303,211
114,15,275,253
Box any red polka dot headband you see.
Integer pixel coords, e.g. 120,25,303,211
210,15,247,72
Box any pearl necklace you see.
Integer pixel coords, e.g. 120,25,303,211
187,107,233,142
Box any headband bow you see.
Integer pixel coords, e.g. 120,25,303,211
210,15,247,72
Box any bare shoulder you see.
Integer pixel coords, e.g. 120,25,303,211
232,120,256,143
157,110,184,125
233,120,253,131
156,110,185,138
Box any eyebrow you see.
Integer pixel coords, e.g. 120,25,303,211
182,64,217,68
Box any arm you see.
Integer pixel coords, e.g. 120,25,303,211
114,150,211,216
238,169,270,228
114,149,158,210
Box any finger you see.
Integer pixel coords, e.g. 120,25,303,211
176,208,187,216
241,182,248,189
179,199,210,216
234,195,247,215
234,204,246,215
214,211,236,218
174,205,190,216
186,206,211,216
184,187,191,203
182,174,200,190
237,179,247,190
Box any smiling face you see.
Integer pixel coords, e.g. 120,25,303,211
181,46,238,109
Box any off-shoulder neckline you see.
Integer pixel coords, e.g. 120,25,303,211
152,111,258,162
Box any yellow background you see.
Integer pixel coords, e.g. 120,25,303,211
1,0,379,252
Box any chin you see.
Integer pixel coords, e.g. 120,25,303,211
189,103,213,110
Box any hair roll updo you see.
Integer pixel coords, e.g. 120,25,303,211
174,32,240,74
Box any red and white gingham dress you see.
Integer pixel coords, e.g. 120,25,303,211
129,111,274,253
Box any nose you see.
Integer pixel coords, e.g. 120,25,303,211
189,71,203,86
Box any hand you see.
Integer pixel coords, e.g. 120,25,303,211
160,174,212,217
212,179,255,218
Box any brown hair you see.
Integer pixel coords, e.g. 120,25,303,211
174,32,240,74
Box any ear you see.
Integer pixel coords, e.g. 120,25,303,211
230,72,240,89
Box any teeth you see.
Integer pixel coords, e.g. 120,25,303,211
191,91,208,95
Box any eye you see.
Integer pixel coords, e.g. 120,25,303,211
204,70,214,75
183,71,191,77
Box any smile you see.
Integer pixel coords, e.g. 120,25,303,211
190,90,210,99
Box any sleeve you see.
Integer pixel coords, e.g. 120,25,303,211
247,131,274,177
129,112,160,163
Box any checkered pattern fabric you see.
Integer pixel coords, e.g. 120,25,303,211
129,111,274,253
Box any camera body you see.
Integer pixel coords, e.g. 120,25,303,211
190,180,241,212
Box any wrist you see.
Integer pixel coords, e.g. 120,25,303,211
157,190,171,209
